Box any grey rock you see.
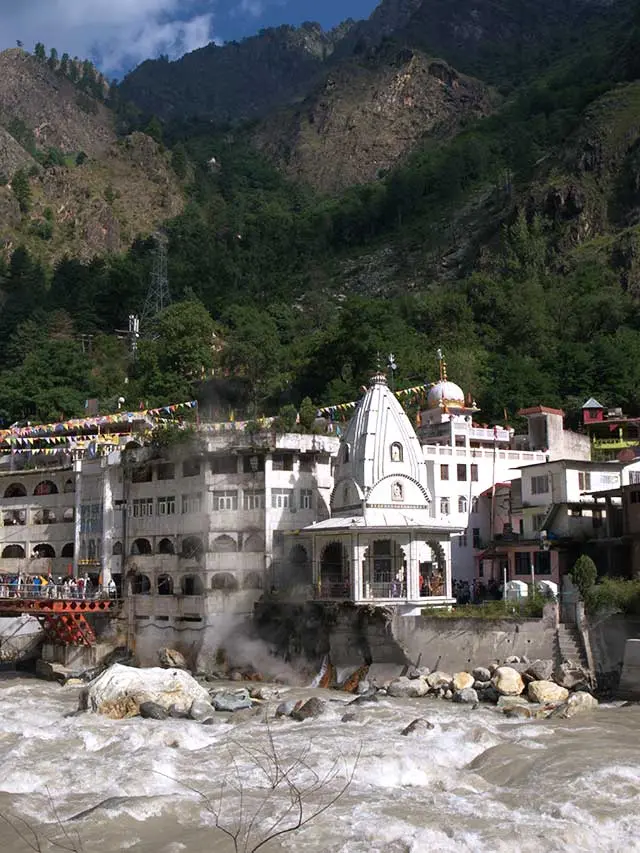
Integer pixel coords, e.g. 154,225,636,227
190,698,217,721
350,691,379,706
551,691,598,719
158,648,188,670
426,671,453,690
388,676,430,698
472,667,491,683
453,687,479,704
139,701,169,720
167,704,190,719
473,680,491,691
211,692,252,713
275,700,298,718
497,695,530,710
553,662,590,691
444,689,453,700
505,656,521,665
356,680,371,694
249,685,280,701
290,697,327,721
526,659,554,681
476,685,500,703
401,717,435,736
341,712,358,723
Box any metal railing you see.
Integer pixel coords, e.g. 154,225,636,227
0,582,118,601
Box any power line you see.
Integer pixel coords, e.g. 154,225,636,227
140,232,171,337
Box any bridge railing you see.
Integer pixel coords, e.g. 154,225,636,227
0,582,119,602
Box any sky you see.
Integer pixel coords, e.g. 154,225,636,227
0,0,380,78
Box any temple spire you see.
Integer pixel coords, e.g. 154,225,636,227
437,348,447,382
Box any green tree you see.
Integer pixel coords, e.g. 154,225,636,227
171,143,188,179
145,116,164,145
34,42,46,61
298,396,316,431
59,52,69,74
48,47,58,70
11,169,31,214
571,554,598,600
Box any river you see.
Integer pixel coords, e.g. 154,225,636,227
1,673,639,852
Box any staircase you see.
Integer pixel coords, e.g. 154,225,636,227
555,623,589,670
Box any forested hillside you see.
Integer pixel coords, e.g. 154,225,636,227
2,0,640,431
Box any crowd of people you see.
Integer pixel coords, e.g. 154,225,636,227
0,573,118,599
453,578,502,604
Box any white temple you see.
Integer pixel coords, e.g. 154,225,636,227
306,371,462,612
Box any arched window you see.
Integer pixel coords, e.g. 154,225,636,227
471,497,479,514
131,538,152,556
4,483,26,499
112,541,123,556
181,574,204,595
390,442,403,462
458,496,468,513
212,534,237,553
158,538,175,555
182,536,204,560
440,498,450,516
131,574,151,595
63,479,75,493
33,543,55,559
243,571,263,590
2,545,25,559
211,573,239,592
63,508,74,522
61,543,74,558
34,481,58,496
157,574,174,595
242,533,264,553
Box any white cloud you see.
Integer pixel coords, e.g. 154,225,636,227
0,0,216,75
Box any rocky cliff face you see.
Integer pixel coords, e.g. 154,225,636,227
119,22,354,123
253,47,495,193
0,49,184,262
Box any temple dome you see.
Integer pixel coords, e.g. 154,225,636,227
427,379,465,410
331,372,432,517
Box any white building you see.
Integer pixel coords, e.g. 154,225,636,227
305,372,462,612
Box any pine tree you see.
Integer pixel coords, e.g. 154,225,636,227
48,47,58,70
34,42,46,61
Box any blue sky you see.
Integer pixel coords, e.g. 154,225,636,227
0,0,380,77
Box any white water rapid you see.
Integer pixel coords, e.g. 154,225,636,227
1,674,639,852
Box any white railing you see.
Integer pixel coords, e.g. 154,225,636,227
423,445,546,463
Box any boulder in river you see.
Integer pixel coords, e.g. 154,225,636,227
476,685,500,703
553,661,590,691
472,667,491,683
158,648,188,670
275,700,299,718
492,666,525,696
401,717,435,736
189,698,217,721
290,697,327,721
526,659,554,682
388,676,430,698
80,664,210,718
211,691,252,712
551,691,598,719
426,671,453,690
350,691,380,706
452,672,475,692
453,687,479,704
139,701,169,720
527,680,569,705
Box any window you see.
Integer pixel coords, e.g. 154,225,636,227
182,492,203,514
532,513,546,530
212,490,238,511
632,490,640,504
630,471,640,485
515,552,531,575
455,435,465,448
458,496,468,513
471,496,479,513
299,455,315,473
243,490,265,510
471,464,479,482
457,464,467,482
243,454,265,473
300,489,313,510
272,453,294,471
81,504,102,533
458,532,468,548
472,528,481,549
578,471,592,491
440,497,450,515
440,464,449,481
272,488,294,509
131,465,152,483
531,475,549,495
593,509,603,529
157,462,175,480
211,456,237,475
183,458,201,477
568,507,582,518
132,498,154,518
390,442,403,462
157,496,176,516
535,550,551,575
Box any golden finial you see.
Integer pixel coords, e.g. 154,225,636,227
437,348,447,382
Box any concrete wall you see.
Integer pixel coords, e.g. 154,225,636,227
588,614,640,692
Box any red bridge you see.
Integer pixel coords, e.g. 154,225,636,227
0,596,121,646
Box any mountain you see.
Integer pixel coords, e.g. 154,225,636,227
0,49,184,262
252,45,495,193
119,22,354,124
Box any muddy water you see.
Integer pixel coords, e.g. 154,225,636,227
1,674,639,853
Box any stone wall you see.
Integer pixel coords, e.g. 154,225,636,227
0,615,42,664
588,614,640,692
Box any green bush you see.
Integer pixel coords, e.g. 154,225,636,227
571,554,598,599
585,577,640,615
